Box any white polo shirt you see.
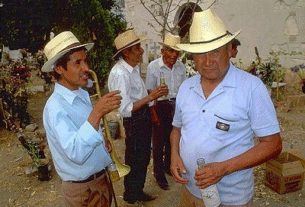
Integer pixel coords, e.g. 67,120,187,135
172,63,280,205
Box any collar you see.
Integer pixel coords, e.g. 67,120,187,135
54,82,87,105
219,63,237,88
158,57,179,70
189,63,237,98
190,63,237,88
119,58,140,74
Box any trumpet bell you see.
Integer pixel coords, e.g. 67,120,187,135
88,69,131,182
112,152,130,178
105,123,130,180
118,164,130,178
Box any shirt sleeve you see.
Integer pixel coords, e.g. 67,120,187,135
46,108,103,165
249,82,280,137
109,72,133,117
172,83,183,128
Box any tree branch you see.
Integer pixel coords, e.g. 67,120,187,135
139,0,163,27
207,0,217,9
169,0,185,13
138,0,219,38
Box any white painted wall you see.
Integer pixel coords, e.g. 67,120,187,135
214,0,305,67
122,0,305,67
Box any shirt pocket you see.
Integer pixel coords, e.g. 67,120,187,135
208,112,240,142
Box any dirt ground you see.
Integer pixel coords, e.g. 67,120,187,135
1,92,305,207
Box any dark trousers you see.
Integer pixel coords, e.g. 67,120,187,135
123,106,152,199
152,100,175,178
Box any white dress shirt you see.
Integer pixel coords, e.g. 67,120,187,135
108,58,149,117
145,57,186,99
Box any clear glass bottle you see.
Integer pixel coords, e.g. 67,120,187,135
160,72,166,86
197,158,221,207
108,162,120,182
159,72,167,99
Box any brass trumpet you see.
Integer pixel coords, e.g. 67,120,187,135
88,70,130,180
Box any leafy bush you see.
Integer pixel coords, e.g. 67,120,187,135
248,51,285,87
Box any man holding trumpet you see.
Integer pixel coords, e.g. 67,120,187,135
42,31,121,207
108,29,168,204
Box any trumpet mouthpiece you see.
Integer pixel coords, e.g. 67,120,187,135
86,79,94,88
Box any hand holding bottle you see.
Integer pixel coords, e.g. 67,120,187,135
196,158,221,207
159,72,169,99
149,85,168,100
160,72,166,86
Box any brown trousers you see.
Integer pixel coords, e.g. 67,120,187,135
179,185,253,207
62,173,112,207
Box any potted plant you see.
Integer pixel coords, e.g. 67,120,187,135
17,131,50,181
29,143,50,181
291,64,305,94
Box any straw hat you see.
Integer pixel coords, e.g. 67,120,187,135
42,31,94,72
177,9,240,53
159,33,181,51
113,29,146,58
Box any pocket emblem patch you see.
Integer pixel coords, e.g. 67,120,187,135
216,121,230,131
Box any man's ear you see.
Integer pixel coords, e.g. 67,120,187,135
121,49,129,59
227,43,233,57
54,65,64,75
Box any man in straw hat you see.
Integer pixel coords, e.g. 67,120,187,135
108,29,168,204
145,32,186,190
42,31,121,207
170,9,282,206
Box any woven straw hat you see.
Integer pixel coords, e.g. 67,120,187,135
159,33,181,51
42,31,94,72
113,29,146,58
177,9,240,53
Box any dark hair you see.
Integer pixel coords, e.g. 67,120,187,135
53,47,86,80
231,39,241,49
114,52,122,61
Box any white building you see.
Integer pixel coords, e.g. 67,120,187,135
116,0,305,68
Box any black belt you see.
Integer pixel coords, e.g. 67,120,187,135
69,169,106,183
